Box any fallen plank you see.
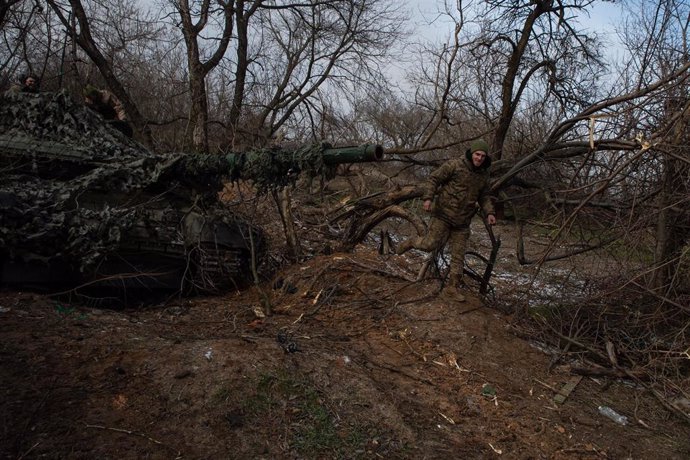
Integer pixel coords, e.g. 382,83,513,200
554,375,583,405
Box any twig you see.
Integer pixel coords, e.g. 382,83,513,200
401,335,427,362
569,364,646,379
438,412,456,424
366,358,435,386
17,441,41,460
534,378,559,393
308,286,338,316
629,280,690,313
301,262,332,297
85,423,180,455
345,257,416,281
381,341,404,356
456,306,483,315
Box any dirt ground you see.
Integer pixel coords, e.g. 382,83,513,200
1,246,689,460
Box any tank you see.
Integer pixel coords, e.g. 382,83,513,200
0,90,383,304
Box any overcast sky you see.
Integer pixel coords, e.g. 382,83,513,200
388,0,625,85
401,0,624,45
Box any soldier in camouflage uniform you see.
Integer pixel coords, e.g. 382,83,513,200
8,74,40,93
397,139,496,302
83,85,133,137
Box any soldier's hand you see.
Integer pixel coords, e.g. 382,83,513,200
423,199,432,212
487,214,496,226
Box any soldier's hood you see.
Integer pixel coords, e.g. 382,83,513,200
465,149,492,170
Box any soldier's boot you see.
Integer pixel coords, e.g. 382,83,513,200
442,273,466,302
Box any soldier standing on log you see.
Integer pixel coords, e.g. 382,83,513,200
395,139,496,302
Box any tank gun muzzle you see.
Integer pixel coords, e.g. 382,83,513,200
321,143,384,164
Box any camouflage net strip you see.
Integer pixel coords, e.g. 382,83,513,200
0,90,147,161
225,143,330,193
0,91,185,272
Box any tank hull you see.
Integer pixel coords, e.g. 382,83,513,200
0,91,262,305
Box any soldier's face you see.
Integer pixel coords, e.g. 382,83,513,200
471,150,487,167
25,77,36,88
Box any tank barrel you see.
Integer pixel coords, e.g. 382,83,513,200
322,144,384,165
219,142,384,182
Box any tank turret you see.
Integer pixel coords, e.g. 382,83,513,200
0,90,384,305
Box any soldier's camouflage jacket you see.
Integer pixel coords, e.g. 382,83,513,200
421,149,495,228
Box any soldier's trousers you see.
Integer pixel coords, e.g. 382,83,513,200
398,218,470,287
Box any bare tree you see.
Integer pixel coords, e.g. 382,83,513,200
477,0,604,159
161,0,403,152
615,0,690,292
47,0,155,145
0,0,23,27
0,0,47,87
168,0,237,152
248,1,402,141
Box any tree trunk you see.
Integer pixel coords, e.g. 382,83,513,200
652,95,690,292
652,155,689,291
189,70,209,153
228,0,249,145
273,188,300,261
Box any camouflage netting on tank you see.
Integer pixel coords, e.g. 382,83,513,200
0,176,141,268
0,91,195,272
173,143,332,194
0,90,148,161
235,143,329,193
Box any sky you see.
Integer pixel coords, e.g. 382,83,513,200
389,0,626,85
402,0,624,43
